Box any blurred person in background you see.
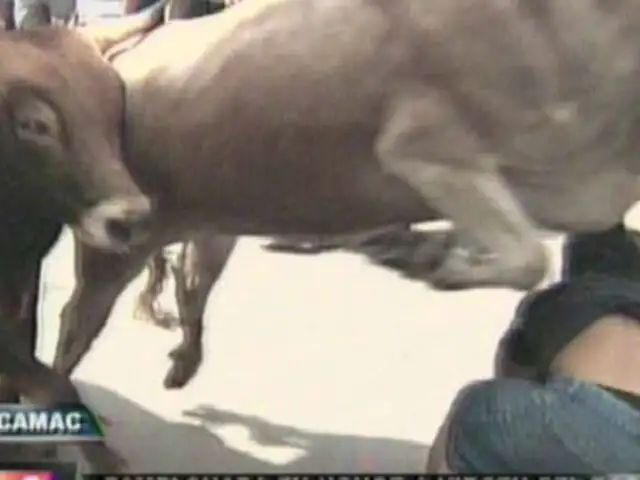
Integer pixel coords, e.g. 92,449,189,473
13,0,73,26
123,0,238,15
0,0,15,28
426,224,640,473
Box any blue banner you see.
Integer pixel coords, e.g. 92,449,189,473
0,404,104,442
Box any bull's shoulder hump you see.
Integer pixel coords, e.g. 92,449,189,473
112,0,287,83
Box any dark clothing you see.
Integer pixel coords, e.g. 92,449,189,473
562,223,640,280
504,275,640,379
504,277,640,409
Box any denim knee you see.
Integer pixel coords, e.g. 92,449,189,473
446,378,640,473
447,378,578,472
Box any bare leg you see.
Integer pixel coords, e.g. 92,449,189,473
165,233,237,388
134,251,178,330
376,88,547,290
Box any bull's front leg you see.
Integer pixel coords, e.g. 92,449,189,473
376,88,547,290
0,248,123,470
53,235,155,378
0,261,44,462
0,332,124,472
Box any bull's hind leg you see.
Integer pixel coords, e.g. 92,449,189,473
134,250,179,330
376,89,547,290
165,232,237,389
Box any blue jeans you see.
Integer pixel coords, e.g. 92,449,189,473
447,376,640,473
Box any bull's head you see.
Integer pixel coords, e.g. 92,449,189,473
0,0,167,251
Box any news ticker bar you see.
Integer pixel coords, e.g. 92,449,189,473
82,475,639,480
0,467,636,480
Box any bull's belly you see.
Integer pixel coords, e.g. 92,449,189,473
170,160,437,237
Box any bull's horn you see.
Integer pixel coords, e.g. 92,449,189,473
78,0,168,53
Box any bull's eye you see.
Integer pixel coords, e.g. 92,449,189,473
9,93,61,143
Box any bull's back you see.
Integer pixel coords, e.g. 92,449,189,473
118,0,410,126
115,0,433,233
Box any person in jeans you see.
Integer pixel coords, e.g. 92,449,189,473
426,224,640,472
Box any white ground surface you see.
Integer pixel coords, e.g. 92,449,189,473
36,227,569,473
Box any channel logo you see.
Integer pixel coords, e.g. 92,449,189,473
0,471,55,480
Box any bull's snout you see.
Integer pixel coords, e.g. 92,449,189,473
76,196,153,251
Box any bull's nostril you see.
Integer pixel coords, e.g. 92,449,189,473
78,196,153,250
105,218,135,245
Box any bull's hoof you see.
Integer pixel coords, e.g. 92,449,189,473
134,301,179,331
429,243,548,291
164,343,203,389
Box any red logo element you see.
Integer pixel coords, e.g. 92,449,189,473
0,471,54,480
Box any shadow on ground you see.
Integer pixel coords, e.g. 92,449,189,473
74,382,429,473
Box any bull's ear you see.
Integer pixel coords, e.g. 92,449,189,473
78,0,167,54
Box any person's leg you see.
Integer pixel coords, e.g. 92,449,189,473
429,377,640,473
14,0,74,26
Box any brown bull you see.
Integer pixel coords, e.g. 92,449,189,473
0,1,167,469
115,0,640,287
51,0,640,416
